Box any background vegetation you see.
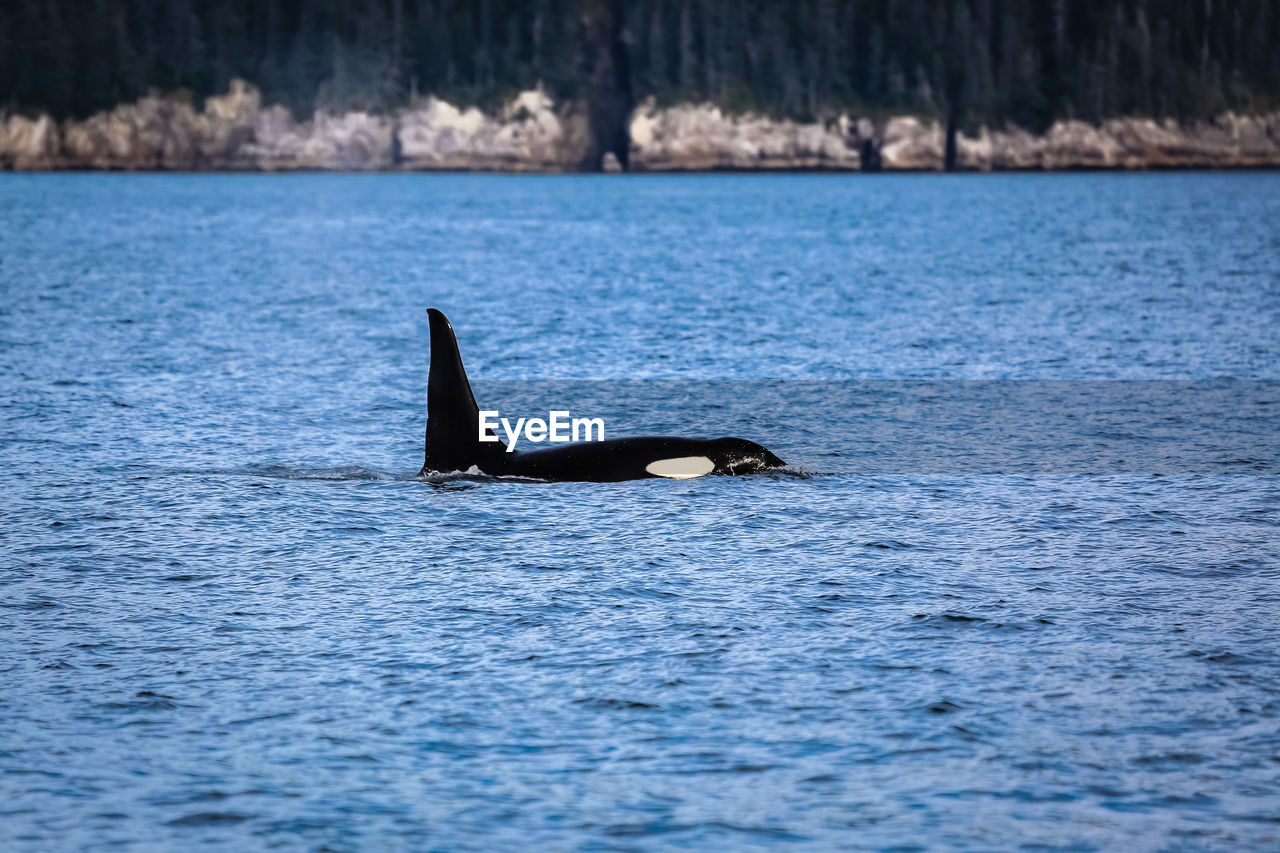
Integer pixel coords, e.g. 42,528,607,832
3,0,1278,130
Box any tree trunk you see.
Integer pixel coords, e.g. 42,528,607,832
580,0,633,172
944,108,959,172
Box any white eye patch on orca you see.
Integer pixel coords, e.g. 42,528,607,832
644,456,715,479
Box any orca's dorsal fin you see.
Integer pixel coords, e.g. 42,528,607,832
421,309,504,474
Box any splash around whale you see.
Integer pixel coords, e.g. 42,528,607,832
417,309,785,482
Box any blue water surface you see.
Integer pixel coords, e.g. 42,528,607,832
2,173,1279,850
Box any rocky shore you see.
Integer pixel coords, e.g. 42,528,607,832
3,80,1279,172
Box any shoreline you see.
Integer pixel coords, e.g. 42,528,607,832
7,164,1280,175
5,80,1279,174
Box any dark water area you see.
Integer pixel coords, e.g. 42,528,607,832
2,173,1279,850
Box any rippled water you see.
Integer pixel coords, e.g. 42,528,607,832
3,173,1279,850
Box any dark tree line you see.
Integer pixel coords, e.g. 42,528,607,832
2,0,1278,130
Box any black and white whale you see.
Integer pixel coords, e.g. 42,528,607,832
418,309,785,482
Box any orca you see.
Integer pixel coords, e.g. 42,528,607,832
418,309,785,482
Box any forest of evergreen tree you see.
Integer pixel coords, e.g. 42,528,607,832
3,1,1277,131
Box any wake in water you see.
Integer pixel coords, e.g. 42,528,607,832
239,464,408,481
116,460,821,486
238,463,814,485
139,464,415,482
